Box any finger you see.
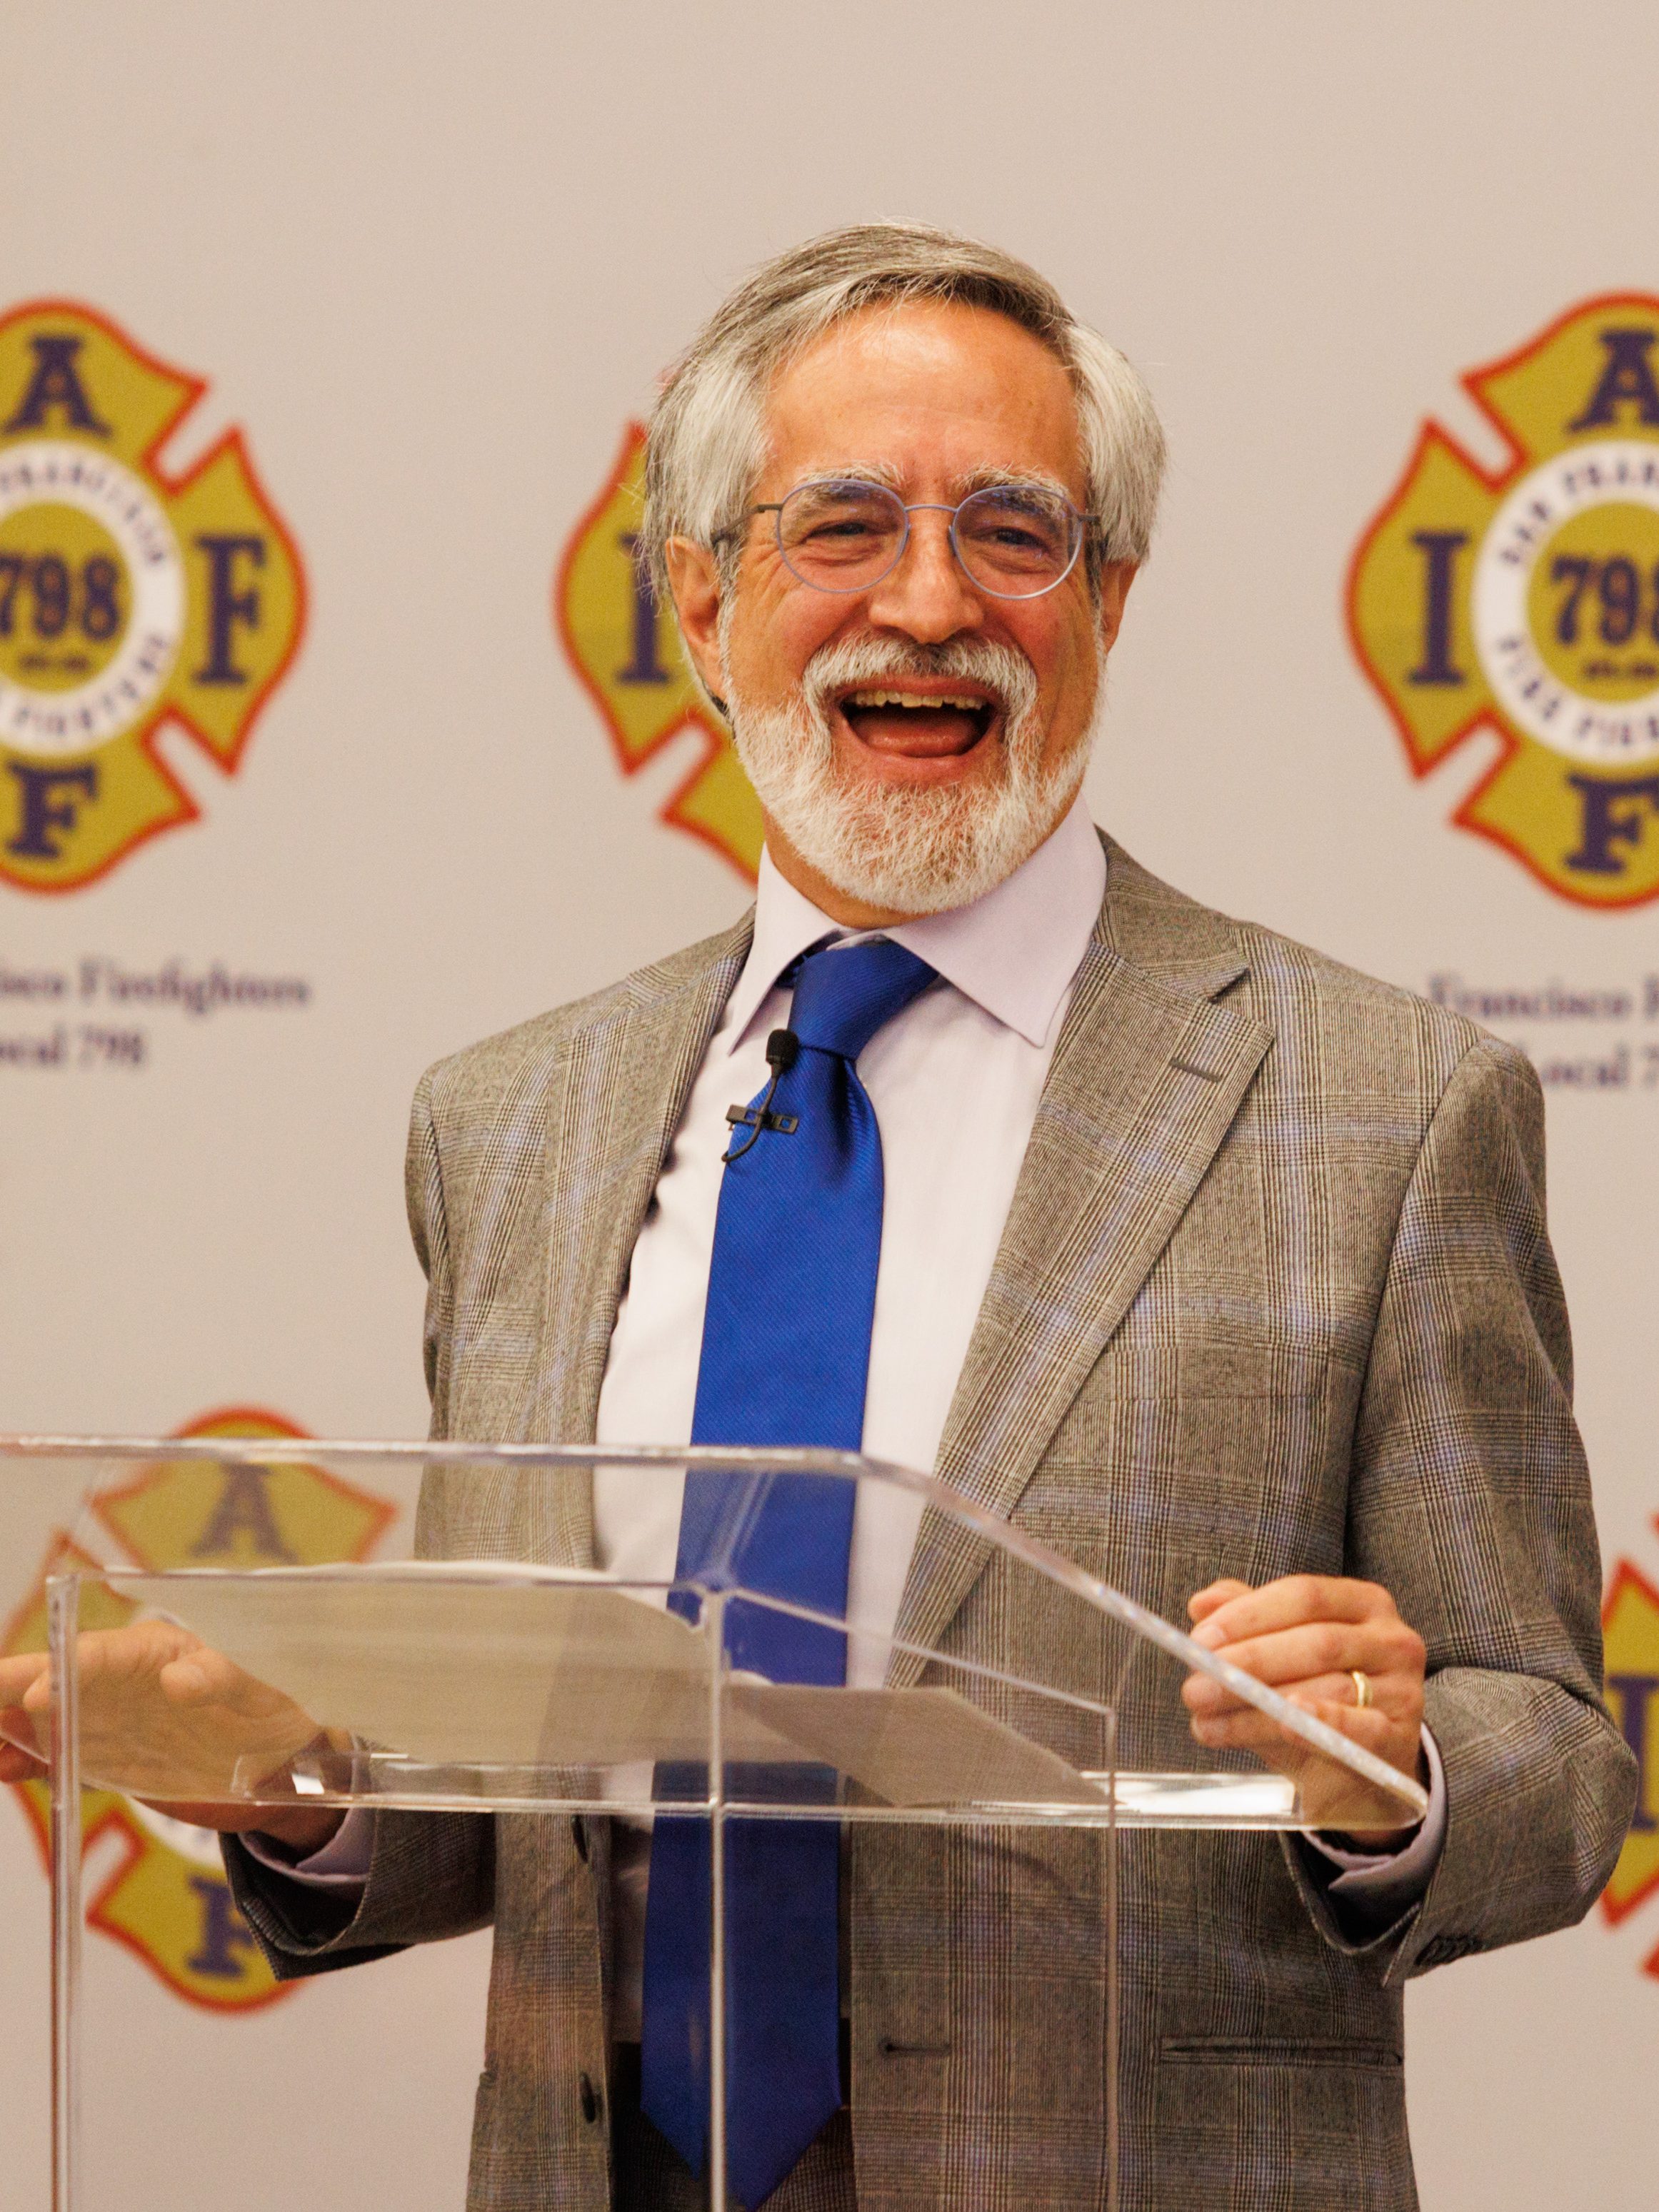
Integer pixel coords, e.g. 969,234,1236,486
79,1620,201,1683
1183,1618,1425,1697
1188,1574,1397,1652
1284,1671,1422,1723
1188,1575,1396,1650
159,1647,305,1722
158,1653,224,1704
1186,1694,1410,1764
1188,1579,1252,1624
0,1653,49,1701
1186,1664,1415,1713
1185,1657,1427,1741
137,1796,282,1832
0,1744,46,1782
1191,1690,1422,1782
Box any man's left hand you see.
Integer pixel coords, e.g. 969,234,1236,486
1182,1575,1428,1840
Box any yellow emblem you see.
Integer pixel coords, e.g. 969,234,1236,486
4,1409,395,2012
0,301,304,893
1350,295,1659,905
556,423,761,881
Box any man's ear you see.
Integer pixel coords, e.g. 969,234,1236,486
664,537,728,708
1097,561,1138,656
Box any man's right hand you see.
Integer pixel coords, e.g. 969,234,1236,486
0,1619,346,1856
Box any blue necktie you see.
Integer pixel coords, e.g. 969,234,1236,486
641,937,937,2208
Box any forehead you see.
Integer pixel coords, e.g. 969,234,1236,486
758,300,1086,500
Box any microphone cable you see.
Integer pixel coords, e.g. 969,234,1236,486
723,1027,800,1164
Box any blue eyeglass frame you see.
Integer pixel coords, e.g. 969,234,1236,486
723,478,1098,600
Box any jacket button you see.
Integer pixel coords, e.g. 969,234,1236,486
578,2071,599,2124
571,1816,588,1861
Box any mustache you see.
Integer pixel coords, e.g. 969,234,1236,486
798,635,1040,733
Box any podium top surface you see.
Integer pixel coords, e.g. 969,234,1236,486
0,1434,1430,1831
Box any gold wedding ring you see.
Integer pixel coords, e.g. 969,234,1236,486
1350,1669,1373,1710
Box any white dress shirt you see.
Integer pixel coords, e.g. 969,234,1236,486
256,798,1444,2024
593,793,1108,1682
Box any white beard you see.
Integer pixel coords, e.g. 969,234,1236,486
723,633,1098,916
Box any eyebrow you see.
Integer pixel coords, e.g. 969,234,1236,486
787,459,905,493
953,463,1073,503
785,461,1078,503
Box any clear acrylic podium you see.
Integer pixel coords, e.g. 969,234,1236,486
0,1436,1428,2212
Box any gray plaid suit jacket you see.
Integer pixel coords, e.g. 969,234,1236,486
229,835,1635,2211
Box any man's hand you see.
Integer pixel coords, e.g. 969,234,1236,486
1182,1575,1428,1841
0,1620,345,1855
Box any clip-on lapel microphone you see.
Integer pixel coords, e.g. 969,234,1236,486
723,1028,801,1163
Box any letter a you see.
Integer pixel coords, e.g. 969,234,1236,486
189,1464,299,1562
1,333,112,436
1568,327,1659,433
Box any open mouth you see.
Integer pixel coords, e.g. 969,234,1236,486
833,684,998,759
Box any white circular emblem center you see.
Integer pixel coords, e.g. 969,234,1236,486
1473,438,1659,765
0,440,185,758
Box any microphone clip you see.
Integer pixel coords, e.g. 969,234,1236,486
722,1028,801,1163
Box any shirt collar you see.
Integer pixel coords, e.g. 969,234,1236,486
721,795,1106,1054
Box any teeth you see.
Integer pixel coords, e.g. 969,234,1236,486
844,690,986,710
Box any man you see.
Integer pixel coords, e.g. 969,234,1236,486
16,224,1632,2208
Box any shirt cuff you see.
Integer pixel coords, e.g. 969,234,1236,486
239,1804,375,1888
1302,1725,1446,1909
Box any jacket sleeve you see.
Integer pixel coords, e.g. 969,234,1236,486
223,1807,496,1981
223,1067,495,1980
407,1061,456,1445
1285,1034,1636,1978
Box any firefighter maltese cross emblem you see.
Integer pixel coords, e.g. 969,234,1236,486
1350,294,1659,907
0,301,304,893
556,424,761,883
3,1409,396,2011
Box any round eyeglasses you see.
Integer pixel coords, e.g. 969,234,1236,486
736,478,1094,600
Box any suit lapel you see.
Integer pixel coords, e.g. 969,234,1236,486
890,888,1273,1681
533,918,753,1455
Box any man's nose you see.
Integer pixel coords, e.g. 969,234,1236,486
862,511,985,643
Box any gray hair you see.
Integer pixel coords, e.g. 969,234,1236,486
641,222,1166,613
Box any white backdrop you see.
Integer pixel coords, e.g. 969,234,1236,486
2,4,1655,2206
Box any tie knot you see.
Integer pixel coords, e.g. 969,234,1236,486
786,938,936,1062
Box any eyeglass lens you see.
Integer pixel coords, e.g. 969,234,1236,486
776,481,1082,598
